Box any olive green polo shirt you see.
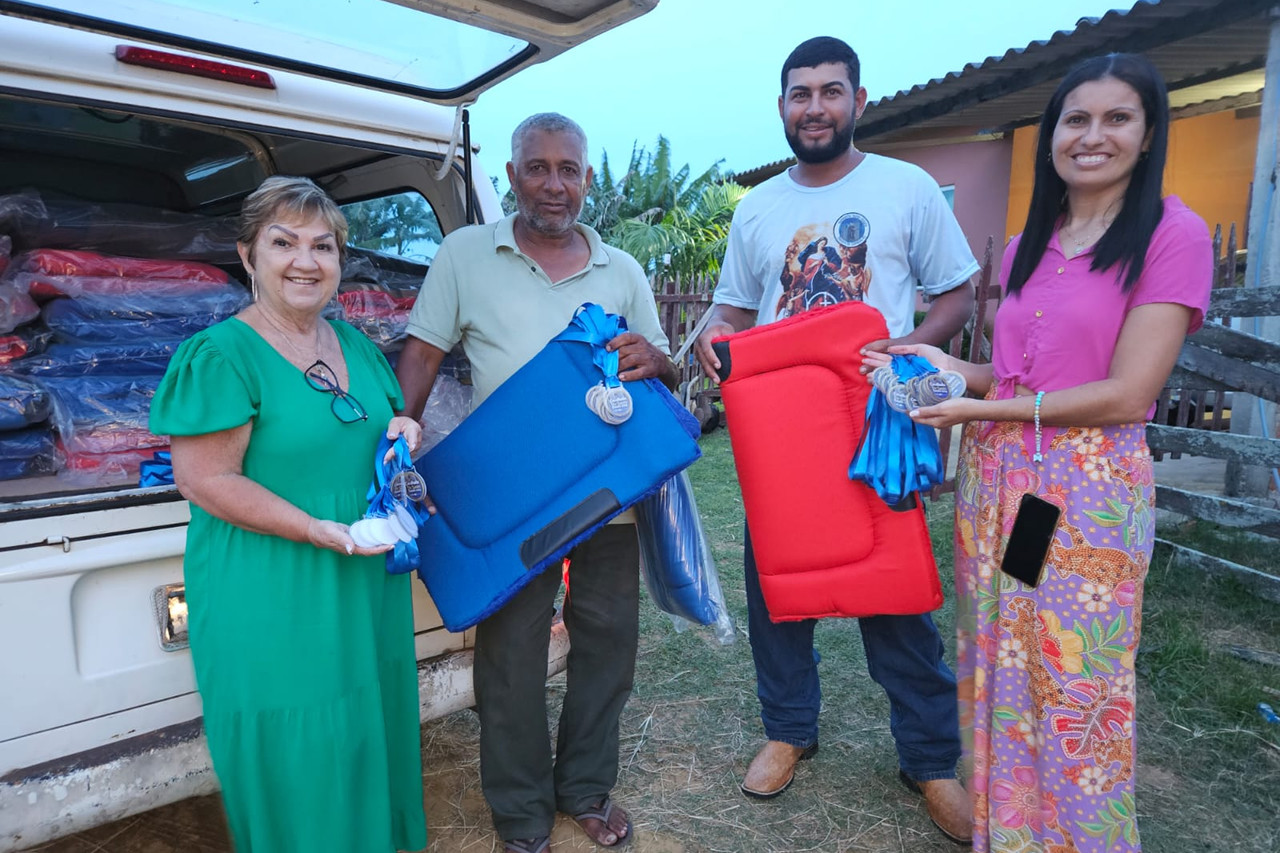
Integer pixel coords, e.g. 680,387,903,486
406,213,670,406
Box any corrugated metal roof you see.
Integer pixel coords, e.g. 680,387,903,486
735,0,1274,186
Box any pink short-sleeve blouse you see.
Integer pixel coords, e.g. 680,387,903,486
992,196,1213,446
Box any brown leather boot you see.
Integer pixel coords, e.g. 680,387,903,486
740,740,818,799
899,771,972,845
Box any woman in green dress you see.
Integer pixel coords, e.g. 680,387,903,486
150,176,427,852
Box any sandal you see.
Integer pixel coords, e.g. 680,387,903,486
571,795,633,848
503,837,550,853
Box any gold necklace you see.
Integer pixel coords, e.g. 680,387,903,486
1061,219,1111,256
255,305,321,365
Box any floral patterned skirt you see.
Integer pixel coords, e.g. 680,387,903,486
954,417,1154,852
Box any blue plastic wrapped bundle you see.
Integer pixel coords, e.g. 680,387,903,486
0,425,57,480
8,339,182,376
41,283,248,343
0,324,54,365
0,373,51,430
635,471,735,644
38,374,165,455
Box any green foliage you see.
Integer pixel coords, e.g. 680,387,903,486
343,193,443,257
584,136,747,280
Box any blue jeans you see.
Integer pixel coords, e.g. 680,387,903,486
744,527,961,781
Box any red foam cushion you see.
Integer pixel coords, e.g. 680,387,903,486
714,301,942,621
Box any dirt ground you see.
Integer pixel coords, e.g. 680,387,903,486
18,650,977,853
19,451,1275,852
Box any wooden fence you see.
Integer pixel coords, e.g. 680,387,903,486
651,272,720,427
1147,220,1280,602
653,222,1280,600
1153,224,1242,449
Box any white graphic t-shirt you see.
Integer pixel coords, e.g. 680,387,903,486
714,153,979,335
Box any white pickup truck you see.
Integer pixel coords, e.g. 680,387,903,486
0,2,656,849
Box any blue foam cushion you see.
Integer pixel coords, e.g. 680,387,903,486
410,314,701,632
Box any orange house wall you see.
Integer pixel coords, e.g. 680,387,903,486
1003,109,1257,253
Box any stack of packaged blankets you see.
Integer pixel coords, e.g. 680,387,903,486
0,191,441,491
0,247,248,487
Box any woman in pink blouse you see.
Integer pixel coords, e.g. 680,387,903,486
866,54,1212,851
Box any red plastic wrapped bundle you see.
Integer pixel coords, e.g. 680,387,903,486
14,249,229,298
57,440,168,488
337,289,416,349
0,335,26,363
712,301,942,622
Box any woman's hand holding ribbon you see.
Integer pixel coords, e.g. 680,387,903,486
899,396,983,429
860,342,954,376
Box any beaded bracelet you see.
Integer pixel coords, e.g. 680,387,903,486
1033,390,1045,463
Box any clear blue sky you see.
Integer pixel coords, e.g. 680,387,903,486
470,0,1132,190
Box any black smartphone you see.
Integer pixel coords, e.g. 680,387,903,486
999,493,1062,587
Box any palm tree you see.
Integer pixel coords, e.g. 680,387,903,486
344,194,444,258
610,175,747,282
589,136,747,282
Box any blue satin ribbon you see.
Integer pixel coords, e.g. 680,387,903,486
552,302,628,387
138,450,174,487
849,354,946,505
366,435,430,573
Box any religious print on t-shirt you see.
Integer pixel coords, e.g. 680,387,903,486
774,212,872,320
713,155,980,337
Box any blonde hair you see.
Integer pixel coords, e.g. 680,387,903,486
237,175,348,264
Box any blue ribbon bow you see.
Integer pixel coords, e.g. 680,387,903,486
367,435,430,573
552,303,628,387
849,354,947,505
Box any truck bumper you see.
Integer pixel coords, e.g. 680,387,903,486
0,620,570,851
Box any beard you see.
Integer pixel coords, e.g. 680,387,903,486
785,117,856,164
513,189,582,236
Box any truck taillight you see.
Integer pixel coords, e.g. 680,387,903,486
152,584,189,652
115,45,276,90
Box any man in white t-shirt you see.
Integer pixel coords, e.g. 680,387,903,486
695,37,977,845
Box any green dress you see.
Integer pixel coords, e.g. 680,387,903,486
150,318,427,853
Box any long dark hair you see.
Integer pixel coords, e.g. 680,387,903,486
1006,53,1169,295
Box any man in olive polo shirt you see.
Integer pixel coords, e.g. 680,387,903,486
397,112,675,853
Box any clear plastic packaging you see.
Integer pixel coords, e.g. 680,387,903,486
0,373,51,430
57,442,166,489
0,325,54,364
4,248,230,298
0,189,240,263
7,339,181,376
341,250,428,297
0,234,10,276
0,426,57,480
38,374,167,455
41,283,248,343
337,288,416,350
635,471,735,644
438,344,472,385
417,373,473,455
0,281,39,334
